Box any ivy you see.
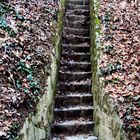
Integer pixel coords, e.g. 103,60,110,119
0,17,16,37
18,61,32,74
0,3,9,16
6,123,19,140
104,45,114,54
99,63,122,77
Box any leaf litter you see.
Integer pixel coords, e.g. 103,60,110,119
0,0,59,139
99,0,140,139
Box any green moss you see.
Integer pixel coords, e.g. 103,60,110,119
90,0,128,140
16,1,67,140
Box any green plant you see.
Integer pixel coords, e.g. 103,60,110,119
99,63,122,77
18,61,32,74
0,17,7,29
6,123,19,140
105,45,114,54
0,17,16,37
0,3,9,16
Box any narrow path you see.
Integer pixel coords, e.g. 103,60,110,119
50,0,98,139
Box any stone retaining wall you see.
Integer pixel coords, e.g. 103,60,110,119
16,1,67,139
90,0,128,140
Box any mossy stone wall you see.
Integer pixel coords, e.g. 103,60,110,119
90,0,128,140
17,1,67,140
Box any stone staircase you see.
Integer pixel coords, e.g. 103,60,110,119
50,0,98,139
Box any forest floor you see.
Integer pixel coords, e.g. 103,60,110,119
0,0,58,139
99,0,140,139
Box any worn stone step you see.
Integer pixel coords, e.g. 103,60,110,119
60,61,91,72
56,92,92,97
63,34,90,44
63,27,90,37
62,46,90,54
67,0,89,5
58,82,91,92
57,91,92,96
62,43,90,48
67,9,89,16
51,0,97,138
51,134,98,140
59,71,91,82
64,20,90,29
52,120,94,135
61,52,90,62
65,15,90,22
55,93,93,107
54,105,93,122
67,4,89,10
62,43,90,53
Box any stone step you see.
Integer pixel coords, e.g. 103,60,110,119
52,120,94,135
63,34,90,44
62,47,90,54
62,43,90,48
67,4,89,10
51,134,98,140
54,106,93,126
57,91,92,96
62,43,90,53
66,9,89,16
64,20,90,29
65,15,90,22
63,27,90,37
58,71,91,82
60,61,91,72
61,52,90,62
55,93,93,107
50,0,98,139
56,92,93,97
58,82,91,92
67,0,89,5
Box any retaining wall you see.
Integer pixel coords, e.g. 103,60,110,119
17,1,67,139
90,0,128,140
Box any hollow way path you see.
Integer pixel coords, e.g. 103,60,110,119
50,0,98,139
